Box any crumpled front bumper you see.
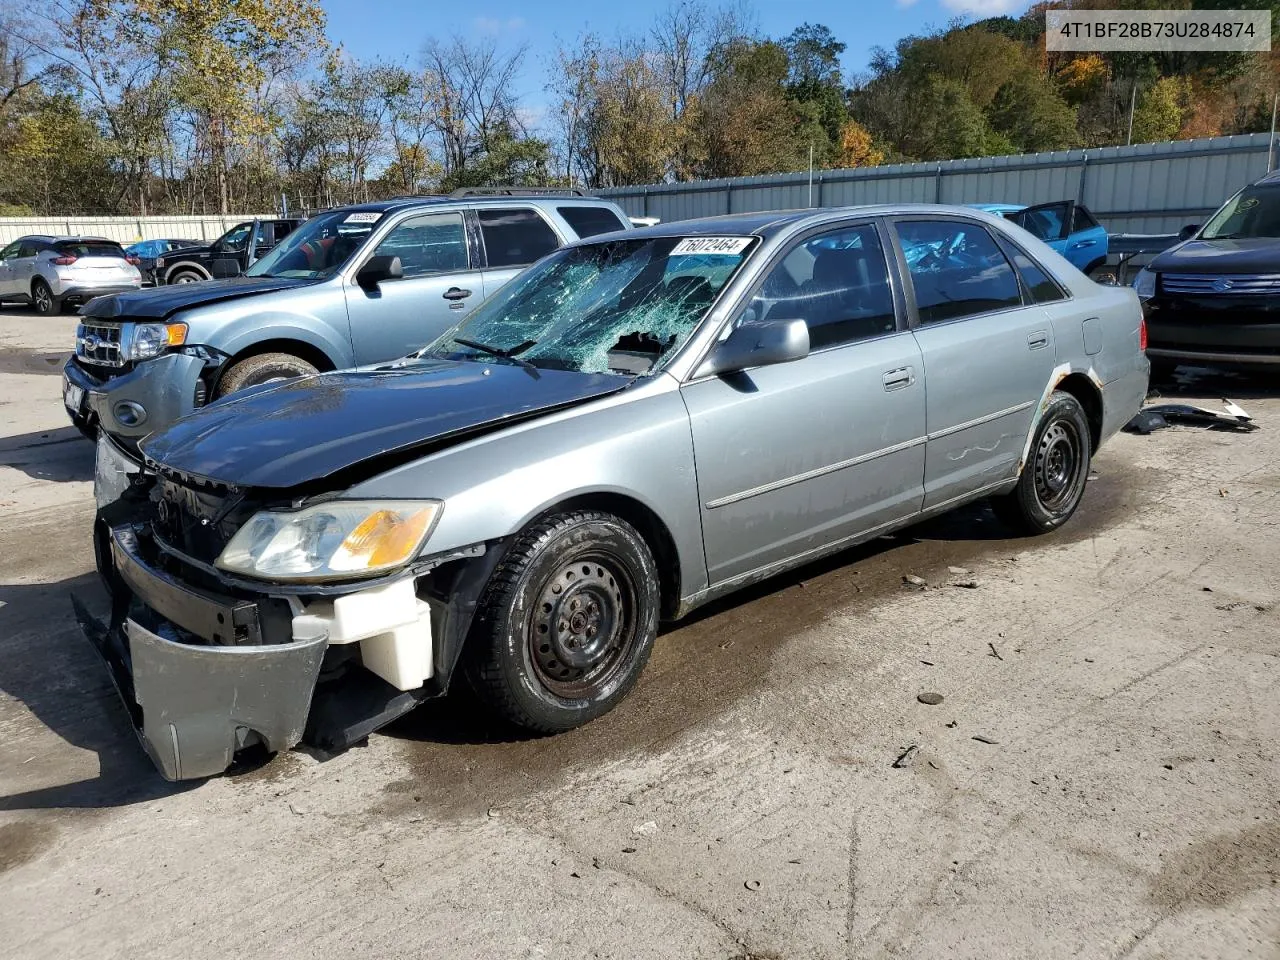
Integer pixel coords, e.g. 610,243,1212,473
79,525,327,781
62,353,208,445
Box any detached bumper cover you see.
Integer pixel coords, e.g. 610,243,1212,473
125,619,326,781
80,525,327,780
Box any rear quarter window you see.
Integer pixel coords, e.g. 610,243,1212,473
557,205,628,239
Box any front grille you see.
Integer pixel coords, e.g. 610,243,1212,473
76,321,126,368
1160,273,1280,295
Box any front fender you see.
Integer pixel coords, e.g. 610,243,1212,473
345,376,709,602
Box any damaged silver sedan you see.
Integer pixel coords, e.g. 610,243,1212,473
81,205,1150,780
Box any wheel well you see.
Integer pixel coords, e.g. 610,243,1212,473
547,493,682,620
1083,256,1108,276
1055,373,1102,451
217,339,337,386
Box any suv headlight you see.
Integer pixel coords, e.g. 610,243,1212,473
1133,267,1156,300
127,322,187,360
216,500,442,582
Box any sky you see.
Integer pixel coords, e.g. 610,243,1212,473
322,0,1036,127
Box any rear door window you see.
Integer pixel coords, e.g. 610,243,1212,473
557,205,628,239
896,219,1023,324
478,208,561,268
996,237,1067,303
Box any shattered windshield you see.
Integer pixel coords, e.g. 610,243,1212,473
246,210,382,279
426,235,755,376
1201,185,1280,240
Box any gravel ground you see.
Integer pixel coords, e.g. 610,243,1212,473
1,304,1277,959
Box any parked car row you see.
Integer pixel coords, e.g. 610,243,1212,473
69,197,1150,780
0,236,142,315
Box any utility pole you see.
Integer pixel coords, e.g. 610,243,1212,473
808,143,814,207
1127,83,1137,146
1269,93,1278,172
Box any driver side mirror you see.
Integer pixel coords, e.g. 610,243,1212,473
698,318,810,378
1178,223,1200,242
356,255,403,290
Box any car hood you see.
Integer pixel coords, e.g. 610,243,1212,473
1150,237,1280,274
79,276,312,320
140,358,631,489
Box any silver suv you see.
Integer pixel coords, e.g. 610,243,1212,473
62,192,632,445
0,235,142,315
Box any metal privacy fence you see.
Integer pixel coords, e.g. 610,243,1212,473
0,214,271,245
595,133,1278,235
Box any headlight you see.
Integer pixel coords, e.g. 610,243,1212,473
127,322,187,360
216,500,442,582
1133,267,1156,300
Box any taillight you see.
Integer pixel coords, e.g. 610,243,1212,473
1139,315,1148,351
126,256,141,265
53,255,77,266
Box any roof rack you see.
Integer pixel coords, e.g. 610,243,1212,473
449,186,590,198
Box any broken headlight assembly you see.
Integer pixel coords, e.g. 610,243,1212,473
215,500,442,582
127,322,188,361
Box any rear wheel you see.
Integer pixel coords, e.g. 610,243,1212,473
168,269,204,284
214,352,318,398
466,510,660,733
31,278,57,316
992,391,1092,535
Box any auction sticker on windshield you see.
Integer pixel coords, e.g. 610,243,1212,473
671,237,752,255
343,212,381,223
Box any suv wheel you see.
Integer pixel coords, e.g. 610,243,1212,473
215,353,319,398
168,269,204,284
992,391,1092,535
466,510,661,733
31,279,58,316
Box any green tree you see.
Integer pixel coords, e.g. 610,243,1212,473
1131,76,1189,144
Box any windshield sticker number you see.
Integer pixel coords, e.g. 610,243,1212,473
671,237,751,256
343,212,381,223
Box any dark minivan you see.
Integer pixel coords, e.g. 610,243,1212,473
1136,171,1280,374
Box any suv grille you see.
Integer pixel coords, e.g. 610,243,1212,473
1160,273,1280,295
76,321,126,368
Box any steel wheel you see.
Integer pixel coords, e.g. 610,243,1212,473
1033,419,1082,511
172,272,200,283
528,554,637,699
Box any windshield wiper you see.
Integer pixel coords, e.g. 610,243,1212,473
453,337,539,377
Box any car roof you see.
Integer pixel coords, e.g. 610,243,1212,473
13,235,118,244
613,203,1019,243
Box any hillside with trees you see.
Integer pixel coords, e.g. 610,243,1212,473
1,0,1277,215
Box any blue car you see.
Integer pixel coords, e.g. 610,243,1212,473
969,202,1109,274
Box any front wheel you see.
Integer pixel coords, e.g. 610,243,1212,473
466,510,660,733
992,391,1092,535
31,279,57,316
214,353,318,398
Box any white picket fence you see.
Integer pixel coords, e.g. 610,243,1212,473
0,214,274,245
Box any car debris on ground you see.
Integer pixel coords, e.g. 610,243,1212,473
1124,398,1258,434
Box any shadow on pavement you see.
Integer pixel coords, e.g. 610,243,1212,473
0,573,197,810
0,427,94,483
1149,363,1280,402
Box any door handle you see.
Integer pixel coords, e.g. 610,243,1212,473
1027,331,1050,350
882,365,915,391
1070,239,1097,249
443,287,472,301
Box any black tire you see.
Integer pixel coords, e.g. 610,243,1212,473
992,391,1092,535
215,352,318,398
466,510,660,733
167,268,205,284
31,278,57,316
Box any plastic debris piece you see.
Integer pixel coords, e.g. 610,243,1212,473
744,879,762,892
633,820,659,836
893,745,919,768
918,692,944,705
903,574,928,588
972,735,998,745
